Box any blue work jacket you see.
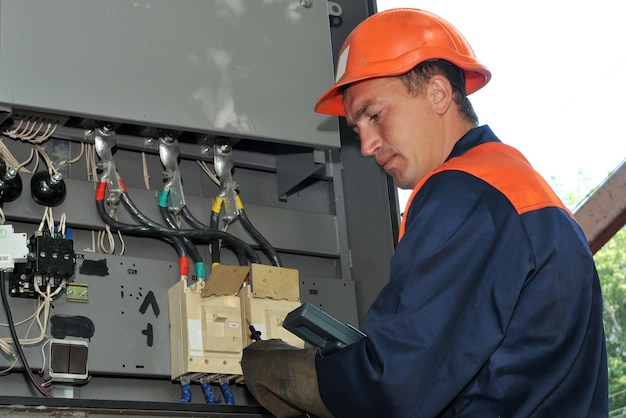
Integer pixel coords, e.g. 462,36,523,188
316,125,608,417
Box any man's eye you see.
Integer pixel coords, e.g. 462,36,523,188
369,112,381,121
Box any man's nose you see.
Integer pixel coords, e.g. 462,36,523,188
359,129,381,157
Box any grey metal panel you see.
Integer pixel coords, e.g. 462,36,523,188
327,0,396,323
340,128,397,321
0,253,174,377
0,0,339,148
300,275,359,327
2,173,341,257
0,254,358,378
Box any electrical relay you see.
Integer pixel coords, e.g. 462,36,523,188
9,230,76,298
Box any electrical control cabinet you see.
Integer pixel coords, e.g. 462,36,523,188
0,0,396,416
0,0,340,149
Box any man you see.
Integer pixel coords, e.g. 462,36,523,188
242,8,608,418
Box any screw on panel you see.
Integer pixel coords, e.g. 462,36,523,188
328,2,343,17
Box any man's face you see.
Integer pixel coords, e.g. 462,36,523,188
343,76,447,189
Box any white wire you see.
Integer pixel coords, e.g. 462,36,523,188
2,117,58,144
3,118,24,137
98,226,116,255
0,299,42,328
15,147,36,172
0,284,58,357
13,119,29,138
0,138,35,173
98,203,119,254
67,142,85,164
86,143,98,183
117,230,126,255
58,212,67,236
33,145,57,175
30,122,57,143
40,339,49,375
28,131,82,176
21,120,46,141
142,151,150,190
15,119,34,139
196,160,221,186
89,143,126,255
37,207,50,233
30,148,41,174
0,354,18,374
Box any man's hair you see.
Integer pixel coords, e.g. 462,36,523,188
399,60,479,125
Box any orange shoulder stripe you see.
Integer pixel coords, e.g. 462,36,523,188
398,142,571,241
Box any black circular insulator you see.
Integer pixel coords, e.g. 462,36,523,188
0,173,22,203
0,161,22,203
30,171,66,207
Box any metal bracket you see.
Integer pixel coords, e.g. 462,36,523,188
159,136,186,214
328,1,342,17
213,140,238,225
92,127,124,204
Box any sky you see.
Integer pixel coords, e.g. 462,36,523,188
375,0,626,211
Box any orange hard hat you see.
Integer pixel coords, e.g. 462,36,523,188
314,8,491,116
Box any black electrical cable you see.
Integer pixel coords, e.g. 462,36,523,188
96,198,261,264
159,205,203,264
0,272,53,398
122,192,211,262
119,194,186,257
181,202,280,266
238,209,282,267
167,234,187,259
181,206,248,266
180,206,206,230
209,209,222,265
121,193,171,231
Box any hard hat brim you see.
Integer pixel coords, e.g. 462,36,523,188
314,49,491,117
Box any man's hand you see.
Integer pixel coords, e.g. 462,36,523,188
241,339,334,418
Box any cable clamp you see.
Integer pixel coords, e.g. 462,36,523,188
159,136,186,214
91,127,124,204
214,140,238,225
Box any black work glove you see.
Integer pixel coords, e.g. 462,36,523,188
241,339,334,418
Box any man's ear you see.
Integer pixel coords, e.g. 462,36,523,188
428,75,453,115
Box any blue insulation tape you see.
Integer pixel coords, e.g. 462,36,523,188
179,383,192,403
201,382,219,404
220,382,235,405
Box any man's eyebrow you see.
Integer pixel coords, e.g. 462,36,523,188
347,100,375,129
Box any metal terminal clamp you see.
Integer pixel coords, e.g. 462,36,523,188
159,136,186,214
91,126,124,205
213,139,239,226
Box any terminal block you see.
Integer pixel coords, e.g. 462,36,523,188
169,265,249,379
240,264,304,347
9,230,76,298
168,264,304,382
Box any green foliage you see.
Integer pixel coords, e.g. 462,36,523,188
597,227,626,415
549,169,595,210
